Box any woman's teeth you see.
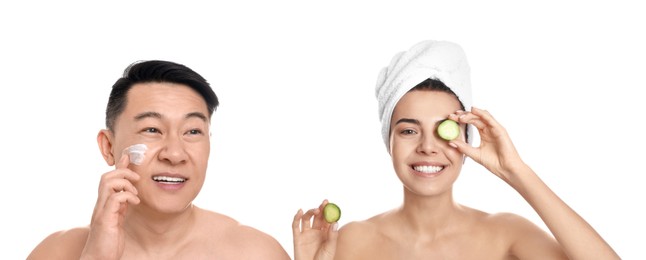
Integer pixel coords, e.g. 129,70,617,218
152,176,186,183
413,165,443,174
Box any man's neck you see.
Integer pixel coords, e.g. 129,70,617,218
123,203,199,252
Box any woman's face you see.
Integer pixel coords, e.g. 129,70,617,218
389,89,467,197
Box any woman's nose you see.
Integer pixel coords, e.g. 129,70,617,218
417,133,440,155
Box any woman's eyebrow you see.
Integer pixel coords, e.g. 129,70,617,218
395,118,420,126
396,117,448,128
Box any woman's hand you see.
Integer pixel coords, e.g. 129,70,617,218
448,107,528,183
292,200,338,260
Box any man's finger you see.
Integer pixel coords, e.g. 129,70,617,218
116,152,130,169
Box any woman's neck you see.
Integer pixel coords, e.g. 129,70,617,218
397,187,464,237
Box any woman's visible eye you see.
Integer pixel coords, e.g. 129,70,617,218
400,129,417,135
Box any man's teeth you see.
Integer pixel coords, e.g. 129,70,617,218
413,165,443,174
152,176,186,183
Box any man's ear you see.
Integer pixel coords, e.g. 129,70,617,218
97,129,116,166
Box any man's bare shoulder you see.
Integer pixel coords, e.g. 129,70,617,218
27,226,89,260
195,207,290,259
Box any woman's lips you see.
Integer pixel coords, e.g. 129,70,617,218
411,164,445,177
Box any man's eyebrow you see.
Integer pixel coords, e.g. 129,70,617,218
133,111,208,122
395,118,420,125
186,112,208,122
134,111,162,121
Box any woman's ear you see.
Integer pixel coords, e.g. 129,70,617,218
97,129,116,166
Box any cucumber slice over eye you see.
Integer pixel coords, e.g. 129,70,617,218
438,119,460,141
323,203,341,223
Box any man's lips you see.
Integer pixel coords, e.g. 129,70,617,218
151,174,187,183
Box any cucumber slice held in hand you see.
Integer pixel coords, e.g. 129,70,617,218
323,203,341,223
437,119,460,141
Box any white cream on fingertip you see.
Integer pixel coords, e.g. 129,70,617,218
126,144,147,165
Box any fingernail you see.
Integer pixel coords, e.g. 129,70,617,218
449,142,458,148
332,222,338,231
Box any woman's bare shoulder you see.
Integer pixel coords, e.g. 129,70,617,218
463,207,541,238
481,211,565,258
460,205,529,227
338,219,376,235
338,210,392,237
484,211,544,233
27,226,89,260
336,211,395,259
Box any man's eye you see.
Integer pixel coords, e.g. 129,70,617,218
187,129,203,135
143,128,160,134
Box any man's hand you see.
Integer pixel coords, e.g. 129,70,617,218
81,152,140,260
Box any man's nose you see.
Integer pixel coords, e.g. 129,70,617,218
158,135,188,165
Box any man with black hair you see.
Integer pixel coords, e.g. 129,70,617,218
28,60,291,259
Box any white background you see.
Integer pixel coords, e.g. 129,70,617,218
1,1,644,259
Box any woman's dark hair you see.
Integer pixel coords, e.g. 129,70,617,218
105,60,219,131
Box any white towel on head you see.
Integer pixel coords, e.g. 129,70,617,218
375,40,473,150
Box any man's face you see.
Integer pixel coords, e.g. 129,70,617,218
389,90,466,197
108,82,211,213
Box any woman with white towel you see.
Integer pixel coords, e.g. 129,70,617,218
292,40,619,260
